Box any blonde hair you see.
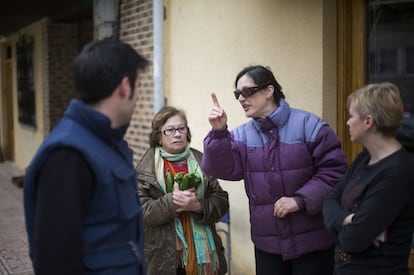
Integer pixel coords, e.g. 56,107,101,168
347,82,403,137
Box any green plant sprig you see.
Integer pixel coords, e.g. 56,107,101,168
165,171,202,192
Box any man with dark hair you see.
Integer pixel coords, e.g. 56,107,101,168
23,39,149,274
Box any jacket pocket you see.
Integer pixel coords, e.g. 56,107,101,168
112,166,140,219
83,241,144,273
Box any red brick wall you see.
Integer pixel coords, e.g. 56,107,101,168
43,19,93,133
120,0,154,165
40,0,153,166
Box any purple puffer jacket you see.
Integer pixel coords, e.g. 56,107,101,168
202,99,348,260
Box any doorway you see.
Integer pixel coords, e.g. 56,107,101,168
337,0,414,161
367,0,414,153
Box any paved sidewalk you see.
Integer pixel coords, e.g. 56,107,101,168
0,161,33,275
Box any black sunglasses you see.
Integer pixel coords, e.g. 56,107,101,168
233,86,266,100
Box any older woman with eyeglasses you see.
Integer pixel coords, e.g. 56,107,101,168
202,65,348,275
136,106,229,275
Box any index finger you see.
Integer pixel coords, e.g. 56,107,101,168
211,92,221,108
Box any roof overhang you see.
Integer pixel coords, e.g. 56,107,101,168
0,0,92,37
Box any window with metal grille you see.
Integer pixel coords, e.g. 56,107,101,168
16,34,36,127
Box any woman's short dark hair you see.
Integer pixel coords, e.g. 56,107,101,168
235,65,285,105
149,106,192,148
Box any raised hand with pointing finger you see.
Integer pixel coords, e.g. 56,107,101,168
208,93,227,130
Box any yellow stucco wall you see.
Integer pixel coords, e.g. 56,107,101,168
0,1,338,272
164,1,337,273
9,20,46,170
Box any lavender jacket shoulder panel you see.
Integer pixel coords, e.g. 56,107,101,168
202,99,348,259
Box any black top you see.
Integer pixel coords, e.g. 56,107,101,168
34,147,94,274
323,148,414,275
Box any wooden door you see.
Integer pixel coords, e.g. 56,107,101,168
337,0,366,162
338,0,414,161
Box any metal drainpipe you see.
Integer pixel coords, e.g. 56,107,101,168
114,0,121,40
153,0,164,113
94,0,117,39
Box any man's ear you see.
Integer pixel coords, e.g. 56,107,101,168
118,76,131,99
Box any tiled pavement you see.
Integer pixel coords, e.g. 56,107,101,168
0,161,33,275
2,156,411,275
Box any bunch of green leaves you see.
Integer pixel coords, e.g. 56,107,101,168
165,170,202,193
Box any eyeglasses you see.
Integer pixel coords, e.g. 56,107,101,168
162,126,188,136
233,86,266,100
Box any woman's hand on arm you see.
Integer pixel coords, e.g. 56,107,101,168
342,213,354,225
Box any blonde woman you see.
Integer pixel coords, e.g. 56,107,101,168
323,82,414,275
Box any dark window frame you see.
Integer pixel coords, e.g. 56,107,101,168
16,34,36,127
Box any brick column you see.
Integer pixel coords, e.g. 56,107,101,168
120,0,154,165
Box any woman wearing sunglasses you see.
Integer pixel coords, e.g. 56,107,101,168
201,65,348,275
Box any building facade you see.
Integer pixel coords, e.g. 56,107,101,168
1,0,413,273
